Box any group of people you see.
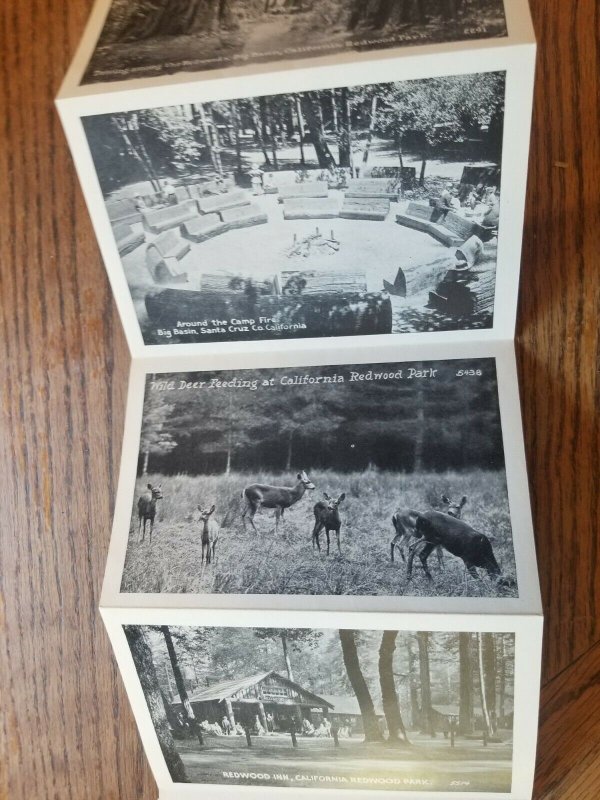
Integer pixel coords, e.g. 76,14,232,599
438,181,501,230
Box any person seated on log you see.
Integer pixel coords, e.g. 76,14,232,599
162,179,178,205
440,182,454,208
479,192,500,241
133,193,147,212
449,188,462,211
302,718,316,736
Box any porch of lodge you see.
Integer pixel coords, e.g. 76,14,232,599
171,671,334,735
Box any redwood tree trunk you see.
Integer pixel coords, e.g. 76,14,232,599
161,626,203,746
458,632,474,735
407,636,420,729
281,632,294,682
339,629,384,742
378,631,409,743
301,93,336,169
417,632,434,737
338,87,352,168
125,627,188,782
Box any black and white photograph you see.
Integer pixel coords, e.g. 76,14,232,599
125,624,516,792
82,0,508,85
121,358,518,597
83,71,506,345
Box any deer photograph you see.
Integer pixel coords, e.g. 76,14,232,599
198,504,220,565
122,359,517,598
84,0,507,85
137,483,163,544
312,492,346,555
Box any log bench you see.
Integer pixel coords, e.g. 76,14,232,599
150,229,191,260
144,289,392,342
187,178,235,200
280,270,367,295
105,197,142,227
340,197,390,221
141,200,200,234
196,190,250,215
282,197,341,220
278,183,329,202
180,214,230,243
345,178,399,200
199,274,277,295
220,204,268,230
396,201,482,247
112,222,145,256
145,230,190,284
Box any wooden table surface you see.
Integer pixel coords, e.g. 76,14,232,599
0,2,598,798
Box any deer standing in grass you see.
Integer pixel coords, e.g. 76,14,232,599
242,471,315,533
407,512,503,583
312,493,346,555
137,483,163,544
198,504,219,565
390,494,467,565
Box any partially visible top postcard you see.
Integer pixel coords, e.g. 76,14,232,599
82,0,508,85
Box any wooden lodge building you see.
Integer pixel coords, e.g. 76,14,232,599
172,671,334,733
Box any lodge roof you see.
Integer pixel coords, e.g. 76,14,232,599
320,694,384,717
180,671,334,709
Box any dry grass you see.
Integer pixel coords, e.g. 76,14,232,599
122,469,517,597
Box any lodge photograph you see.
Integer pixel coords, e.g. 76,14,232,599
126,625,516,792
82,71,506,344
83,0,508,84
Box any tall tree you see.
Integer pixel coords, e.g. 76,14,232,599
417,632,434,737
406,635,421,729
477,633,492,740
337,87,352,168
113,114,161,191
125,626,188,782
139,384,177,475
482,633,497,732
458,632,474,735
161,626,204,745
378,631,409,744
254,629,323,682
300,92,336,169
339,629,384,742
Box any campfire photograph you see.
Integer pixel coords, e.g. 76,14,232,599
120,357,518,598
82,70,506,345
125,624,516,792
82,0,508,84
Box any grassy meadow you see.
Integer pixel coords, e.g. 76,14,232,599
122,469,517,597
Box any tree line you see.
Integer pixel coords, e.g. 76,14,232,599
138,362,505,475
84,72,505,194
98,0,505,44
125,625,514,780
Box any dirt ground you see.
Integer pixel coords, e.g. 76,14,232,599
174,730,513,791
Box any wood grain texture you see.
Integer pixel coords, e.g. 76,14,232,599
0,0,598,798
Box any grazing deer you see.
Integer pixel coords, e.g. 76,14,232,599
198,505,219,565
407,511,501,582
312,493,346,555
242,471,315,533
138,483,163,544
391,495,467,565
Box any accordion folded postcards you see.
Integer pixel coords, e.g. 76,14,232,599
58,1,541,798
